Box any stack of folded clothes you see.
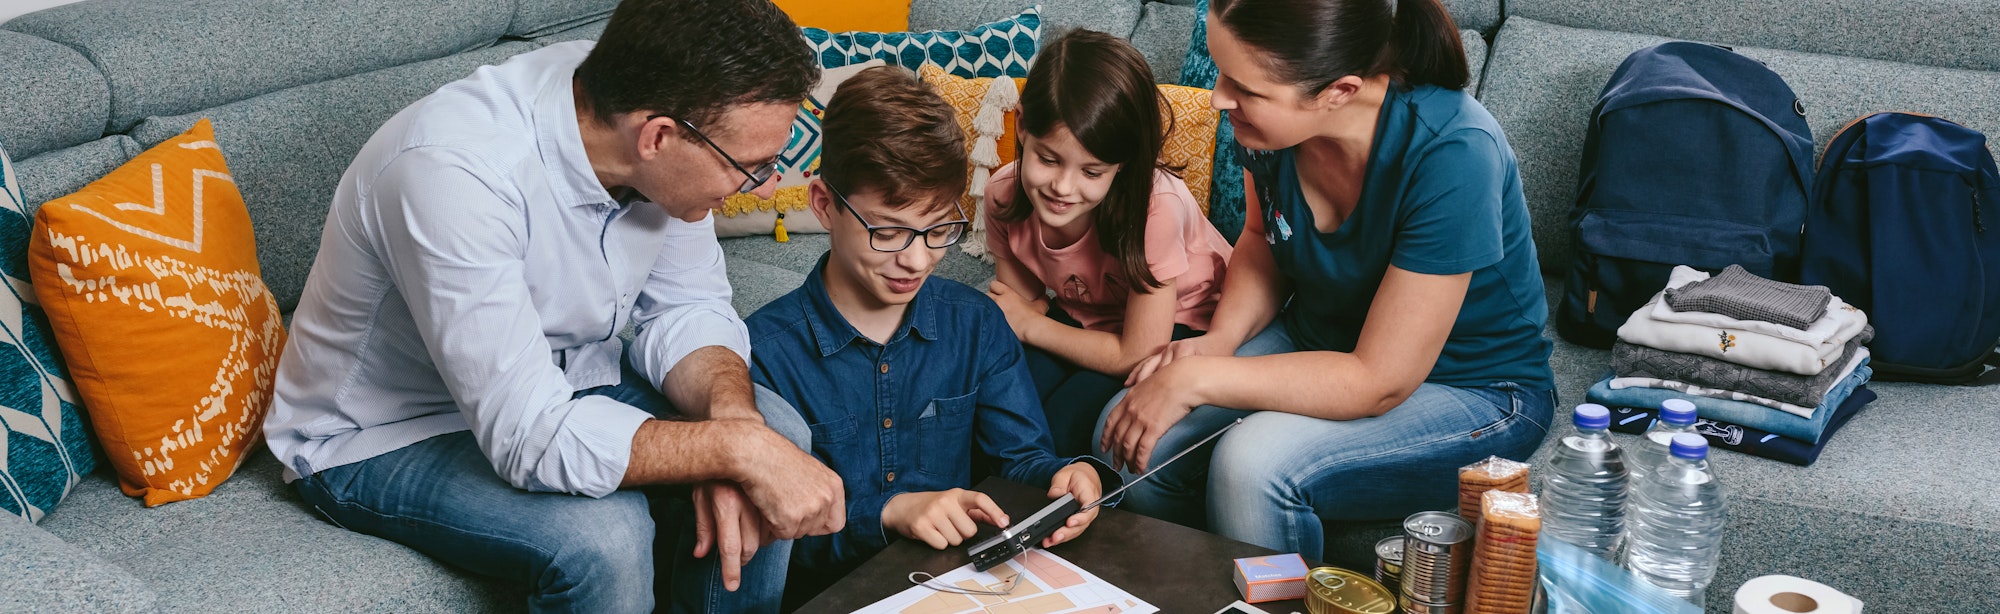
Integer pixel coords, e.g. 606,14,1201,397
1586,265,1876,466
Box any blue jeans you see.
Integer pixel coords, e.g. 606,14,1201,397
293,360,810,613
1024,304,1201,457
1094,322,1553,559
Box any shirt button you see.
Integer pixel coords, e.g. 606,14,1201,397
886,472,896,483
883,418,893,429
879,363,889,374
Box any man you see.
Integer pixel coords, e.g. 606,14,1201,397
263,1,842,611
742,66,1120,600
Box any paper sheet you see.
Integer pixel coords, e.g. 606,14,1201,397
853,550,1160,614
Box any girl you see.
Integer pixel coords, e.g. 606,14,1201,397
983,30,1234,458
1098,0,1555,561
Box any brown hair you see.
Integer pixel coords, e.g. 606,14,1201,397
818,66,968,212
994,29,1169,294
575,0,817,131
1212,0,1469,92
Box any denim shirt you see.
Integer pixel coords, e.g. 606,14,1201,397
746,257,1117,573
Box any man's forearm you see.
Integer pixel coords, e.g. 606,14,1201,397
663,345,762,421
621,418,751,486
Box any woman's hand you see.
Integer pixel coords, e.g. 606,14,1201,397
1126,336,1212,386
1102,358,1204,472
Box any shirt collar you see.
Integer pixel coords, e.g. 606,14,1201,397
532,43,619,209
802,254,940,357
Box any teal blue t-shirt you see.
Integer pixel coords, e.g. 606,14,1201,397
1241,83,1553,391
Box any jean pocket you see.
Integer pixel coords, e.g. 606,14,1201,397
917,391,978,476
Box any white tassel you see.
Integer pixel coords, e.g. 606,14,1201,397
969,165,992,197
970,138,1001,168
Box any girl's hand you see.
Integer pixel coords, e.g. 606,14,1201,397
1126,336,1211,386
987,280,1045,340
1102,358,1203,472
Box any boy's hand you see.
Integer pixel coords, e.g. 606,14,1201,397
1041,462,1104,548
884,489,1011,550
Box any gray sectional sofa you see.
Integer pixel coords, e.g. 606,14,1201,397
1,0,1994,611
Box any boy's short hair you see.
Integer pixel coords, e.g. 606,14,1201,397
818,66,968,213
576,0,816,132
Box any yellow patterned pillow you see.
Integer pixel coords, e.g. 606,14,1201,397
1158,84,1219,216
714,60,886,239
917,63,1026,225
28,119,285,506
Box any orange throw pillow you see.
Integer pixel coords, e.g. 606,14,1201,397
28,119,285,506
774,0,909,32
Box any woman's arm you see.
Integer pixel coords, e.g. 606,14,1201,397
1125,171,1289,385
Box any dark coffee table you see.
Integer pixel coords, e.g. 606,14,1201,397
795,477,1322,613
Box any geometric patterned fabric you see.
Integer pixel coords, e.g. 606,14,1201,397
1158,84,1220,216
1175,0,1247,241
802,6,1040,80
714,60,889,238
27,119,285,506
0,140,94,522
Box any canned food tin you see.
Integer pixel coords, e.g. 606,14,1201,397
1400,511,1472,605
1303,567,1397,614
1372,536,1404,590
1399,594,1463,614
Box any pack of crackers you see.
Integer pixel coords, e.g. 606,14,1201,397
1465,490,1541,614
1458,456,1530,530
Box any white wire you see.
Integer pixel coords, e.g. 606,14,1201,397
906,570,1024,596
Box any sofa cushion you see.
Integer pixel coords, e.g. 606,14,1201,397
509,0,618,38
1479,17,2000,271
3,0,512,134
1462,28,1489,94
528,16,608,45
128,42,538,314
804,7,1041,79
0,30,108,160
1441,0,1503,36
28,119,286,507
0,512,156,612
715,60,893,239
775,0,910,33
909,0,1143,44
1507,0,2000,73
38,454,518,611
13,137,140,214
0,142,93,523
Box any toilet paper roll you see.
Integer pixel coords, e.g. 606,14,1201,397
1734,575,1863,614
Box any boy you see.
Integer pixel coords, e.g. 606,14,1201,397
744,66,1119,590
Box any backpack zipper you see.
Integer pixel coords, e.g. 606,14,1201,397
1973,176,1987,234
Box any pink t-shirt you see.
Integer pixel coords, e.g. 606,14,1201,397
983,162,1233,334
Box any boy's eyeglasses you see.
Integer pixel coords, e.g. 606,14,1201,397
823,182,968,253
649,114,778,194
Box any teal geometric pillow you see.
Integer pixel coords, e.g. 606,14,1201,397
1176,0,1246,243
0,141,93,522
801,6,1040,79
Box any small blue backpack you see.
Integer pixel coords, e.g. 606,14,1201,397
1556,42,1815,349
1803,112,2000,384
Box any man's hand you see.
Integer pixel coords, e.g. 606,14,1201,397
883,489,1011,550
1041,463,1104,548
691,481,770,592
731,426,847,541
1102,358,1202,472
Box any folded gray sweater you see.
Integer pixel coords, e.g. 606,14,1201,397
1664,264,1832,330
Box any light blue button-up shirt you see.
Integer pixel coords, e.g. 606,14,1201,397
264,42,749,498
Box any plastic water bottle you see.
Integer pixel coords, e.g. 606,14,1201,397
1628,399,1699,486
1541,404,1629,560
1623,433,1728,608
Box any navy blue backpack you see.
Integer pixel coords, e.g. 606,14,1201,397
1557,42,1815,349
1804,112,2000,384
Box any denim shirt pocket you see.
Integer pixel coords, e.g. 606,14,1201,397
917,390,978,476
807,414,858,461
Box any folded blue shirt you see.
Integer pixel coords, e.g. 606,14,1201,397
1586,359,1871,443
1606,387,1876,466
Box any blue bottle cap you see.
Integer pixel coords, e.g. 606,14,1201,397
1574,404,1611,430
1670,433,1709,459
1658,399,1697,425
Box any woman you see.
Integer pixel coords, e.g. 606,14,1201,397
1094,0,1555,559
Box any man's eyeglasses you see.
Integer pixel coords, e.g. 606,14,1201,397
823,182,968,253
649,114,778,194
